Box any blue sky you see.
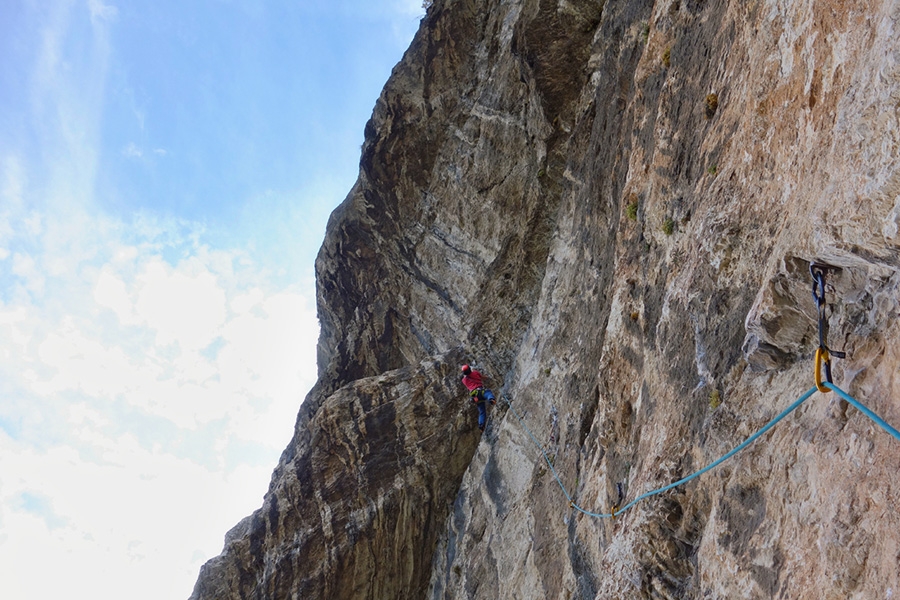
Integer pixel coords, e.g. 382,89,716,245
0,1,423,598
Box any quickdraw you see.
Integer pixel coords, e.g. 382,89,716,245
810,264,846,392
611,482,625,519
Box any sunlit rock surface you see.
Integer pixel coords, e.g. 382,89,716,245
192,0,900,598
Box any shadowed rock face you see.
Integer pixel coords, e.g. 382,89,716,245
193,0,900,598
190,351,481,600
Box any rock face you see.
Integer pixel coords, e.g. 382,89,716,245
192,0,900,599
191,351,480,599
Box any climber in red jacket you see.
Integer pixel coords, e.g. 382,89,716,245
461,364,495,431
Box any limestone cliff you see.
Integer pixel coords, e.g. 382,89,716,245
191,0,900,598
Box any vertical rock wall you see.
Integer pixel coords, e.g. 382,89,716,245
192,0,900,598
190,352,482,600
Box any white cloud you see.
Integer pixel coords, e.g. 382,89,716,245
31,4,69,95
11,252,45,296
0,430,277,599
22,211,43,236
132,106,146,131
394,0,428,17
24,0,115,215
0,2,384,597
6,208,318,433
94,266,134,322
122,142,143,158
134,258,228,351
88,0,119,24
0,201,320,599
33,319,136,399
0,156,25,221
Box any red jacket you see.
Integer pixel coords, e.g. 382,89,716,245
461,369,484,391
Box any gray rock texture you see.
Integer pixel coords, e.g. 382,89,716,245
191,0,900,598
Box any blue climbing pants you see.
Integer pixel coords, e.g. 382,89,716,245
476,400,487,429
474,389,495,429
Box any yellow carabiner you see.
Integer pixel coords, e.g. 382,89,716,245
815,347,831,393
611,505,619,519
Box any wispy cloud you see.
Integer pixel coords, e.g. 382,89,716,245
87,0,119,24
18,0,125,221
122,142,143,158
0,2,420,598
3,10,318,574
11,491,69,530
0,201,319,598
0,426,284,598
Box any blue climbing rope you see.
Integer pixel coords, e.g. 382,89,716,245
499,267,898,519
502,381,898,519
502,398,579,507
826,382,900,441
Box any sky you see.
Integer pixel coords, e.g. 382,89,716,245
0,1,424,598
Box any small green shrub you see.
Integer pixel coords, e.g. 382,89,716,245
662,47,671,68
709,389,721,409
626,200,639,221
662,218,675,236
707,164,717,176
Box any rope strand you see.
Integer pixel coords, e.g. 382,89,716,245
826,382,900,441
501,382,898,519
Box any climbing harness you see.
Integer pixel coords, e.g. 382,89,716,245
810,264,846,392
498,264,898,521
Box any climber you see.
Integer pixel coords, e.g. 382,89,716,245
460,364,496,431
